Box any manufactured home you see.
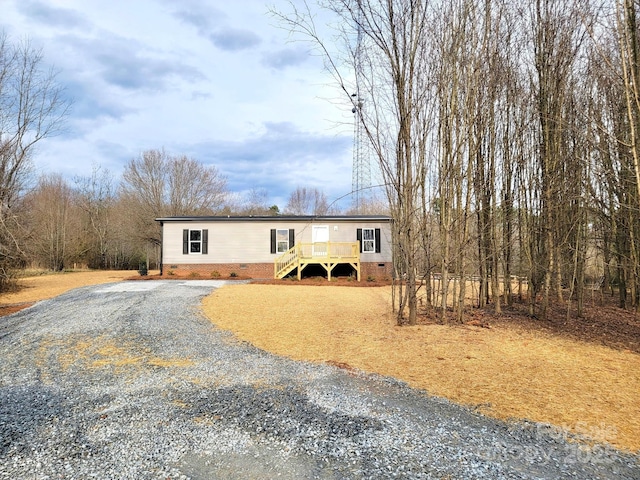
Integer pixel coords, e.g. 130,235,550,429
156,215,393,280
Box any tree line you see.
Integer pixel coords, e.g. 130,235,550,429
278,0,640,324
4,147,372,284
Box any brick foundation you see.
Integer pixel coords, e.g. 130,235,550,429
162,263,273,279
361,262,393,280
162,261,393,281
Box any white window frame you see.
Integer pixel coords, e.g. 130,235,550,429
189,229,202,254
362,228,375,253
276,229,289,253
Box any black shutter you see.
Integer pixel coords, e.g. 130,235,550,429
270,229,276,254
202,229,208,254
288,229,295,249
375,228,381,253
183,229,189,254
356,228,363,253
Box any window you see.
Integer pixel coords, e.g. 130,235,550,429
183,229,208,255
362,228,375,253
357,227,381,254
270,228,295,254
190,230,202,253
276,229,289,253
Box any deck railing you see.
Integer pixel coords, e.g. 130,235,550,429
298,242,359,260
274,245,299,278
274,242,360,279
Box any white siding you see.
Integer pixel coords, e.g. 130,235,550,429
161,219,392,265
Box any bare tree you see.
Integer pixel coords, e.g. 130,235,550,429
107,197,151,270
617,0,640,206
119,149,228,262
0,33,70,287
614,0,640,308
345,192,390,215
274,0,434,325
585,1,640,310
272,0,640,323
221,188,282,216
530,0,589,318
239,187,272,215
24,174,74,271
284,186,331,215
74,165,115,269
168,155,228,216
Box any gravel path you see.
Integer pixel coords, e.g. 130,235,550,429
0,280,638,479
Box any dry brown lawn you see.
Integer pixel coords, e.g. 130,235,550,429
203,283,640,453
0,270,143,307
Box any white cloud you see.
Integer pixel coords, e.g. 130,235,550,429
2,0,357,209
16,0,89,29
208,28,262,51
262,47,310,69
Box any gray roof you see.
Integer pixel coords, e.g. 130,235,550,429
155,215,392,222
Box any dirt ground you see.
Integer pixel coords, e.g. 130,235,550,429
203,283,640,453
3,271,639,453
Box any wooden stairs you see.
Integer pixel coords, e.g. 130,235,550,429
274,242,361,281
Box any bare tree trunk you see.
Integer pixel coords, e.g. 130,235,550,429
0,34,69,287
619,0,640,206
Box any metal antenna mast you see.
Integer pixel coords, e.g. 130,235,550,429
351,7,371,213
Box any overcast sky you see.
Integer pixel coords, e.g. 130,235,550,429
2,0,359,210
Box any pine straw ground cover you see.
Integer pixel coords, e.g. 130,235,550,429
202,283,640,453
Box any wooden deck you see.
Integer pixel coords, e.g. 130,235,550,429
274,242,360,280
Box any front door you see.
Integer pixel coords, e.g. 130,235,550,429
312,225,329,256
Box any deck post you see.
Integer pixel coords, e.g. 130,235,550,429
274,241,361,281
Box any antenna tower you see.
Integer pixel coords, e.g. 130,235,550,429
351,8,371,213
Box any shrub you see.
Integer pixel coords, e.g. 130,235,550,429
367,275,375,282
166,270,175,276
211,271,220,278
229,272,238,278
138,263,148,276
188,271,200,278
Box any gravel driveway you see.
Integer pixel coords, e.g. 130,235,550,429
0,280,638,479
